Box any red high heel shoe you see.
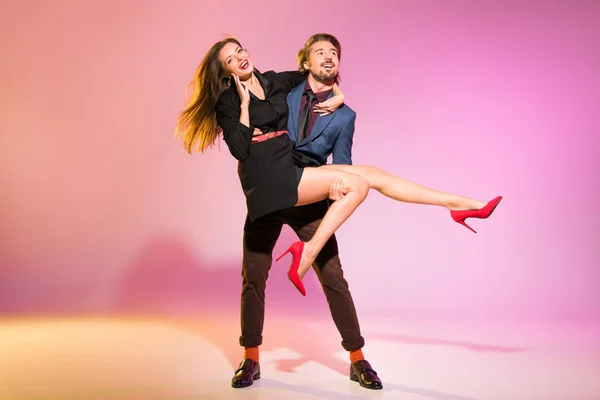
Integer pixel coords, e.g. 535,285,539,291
450,196,503,233
276,241,307,296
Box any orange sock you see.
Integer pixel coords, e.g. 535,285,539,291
244,346,259,362
349,349,364,364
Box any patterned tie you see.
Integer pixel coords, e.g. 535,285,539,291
297,89,316,143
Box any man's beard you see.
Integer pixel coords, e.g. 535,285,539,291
313,68,337,84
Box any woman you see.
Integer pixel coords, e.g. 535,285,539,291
175,37,502,296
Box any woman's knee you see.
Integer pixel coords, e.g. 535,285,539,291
364,165,385,185
348,165,386,191
349,174,369,199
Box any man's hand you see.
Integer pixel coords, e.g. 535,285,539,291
328,176,348,201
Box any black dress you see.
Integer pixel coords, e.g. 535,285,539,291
215,70,311,221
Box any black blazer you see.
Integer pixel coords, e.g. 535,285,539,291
215,70,307,220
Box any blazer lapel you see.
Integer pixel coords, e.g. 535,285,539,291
287,83,305,142
255,70,271,98
307,113,336,142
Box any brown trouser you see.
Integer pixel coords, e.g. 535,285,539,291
240,200,364,351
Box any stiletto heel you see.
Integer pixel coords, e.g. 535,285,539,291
457,219,477,234
276,241,307,296
450,196,502,233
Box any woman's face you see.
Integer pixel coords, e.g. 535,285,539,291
219,42,254,78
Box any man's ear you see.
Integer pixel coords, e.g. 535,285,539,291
303,61,310,70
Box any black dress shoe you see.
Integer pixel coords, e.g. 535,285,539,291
350,359,383,390
231,358,260,388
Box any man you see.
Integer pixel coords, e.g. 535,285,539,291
231,33,382,390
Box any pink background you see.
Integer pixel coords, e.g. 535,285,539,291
1,0,599,322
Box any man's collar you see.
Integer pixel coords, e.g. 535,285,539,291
304,79,333,95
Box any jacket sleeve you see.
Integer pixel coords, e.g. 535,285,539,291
273,70,307,92
215,92,254,161
331,113,355,165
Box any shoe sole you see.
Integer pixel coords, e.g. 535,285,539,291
350,373,383,390
231,373,261,388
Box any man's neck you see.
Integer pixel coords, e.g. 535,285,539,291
307,74,334,93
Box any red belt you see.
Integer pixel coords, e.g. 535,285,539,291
252,130,288,144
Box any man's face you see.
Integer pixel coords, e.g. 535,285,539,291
305,40,339,83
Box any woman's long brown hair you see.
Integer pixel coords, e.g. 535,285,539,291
175,37,242,154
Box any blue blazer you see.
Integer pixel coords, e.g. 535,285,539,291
286,80,356,165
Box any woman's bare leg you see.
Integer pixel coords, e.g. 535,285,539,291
293,167,369,278
288,165,493,278
320,165,487,210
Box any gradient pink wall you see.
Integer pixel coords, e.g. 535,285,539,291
1,0,599,320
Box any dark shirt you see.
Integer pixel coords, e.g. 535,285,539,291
214,70,309,221
215,70,306,161
298,80,333,138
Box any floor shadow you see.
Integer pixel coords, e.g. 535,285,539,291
113,233,527,380
367,332,527,353
252,378,373,400
256,379,482,400
112,233,346,372
383,382,481,400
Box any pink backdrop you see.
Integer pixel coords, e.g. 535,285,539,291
1,0,599,321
